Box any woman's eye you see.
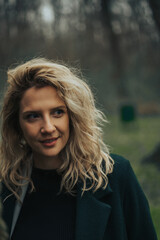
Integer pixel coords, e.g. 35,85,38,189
26,113,39,120
53,109,64,117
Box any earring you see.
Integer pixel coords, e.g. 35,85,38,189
19,138,27,148
40,127,45,133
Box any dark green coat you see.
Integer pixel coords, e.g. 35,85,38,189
1,154,158,240
0,184,8,240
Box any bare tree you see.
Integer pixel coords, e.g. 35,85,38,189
149,0,160,33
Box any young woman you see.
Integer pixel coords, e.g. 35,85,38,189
0,58,157,240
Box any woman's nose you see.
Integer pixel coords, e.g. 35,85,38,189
41,118,56,134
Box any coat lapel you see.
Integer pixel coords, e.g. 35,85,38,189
10,164,32,237
1,184,16,234
1,181,29,238
76,183,112,240
1,164,32,238
10,181,29,237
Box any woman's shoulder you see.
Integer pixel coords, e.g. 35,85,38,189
109,153,132,178
110,153,130,166
108,153,148,202
108,153,140,192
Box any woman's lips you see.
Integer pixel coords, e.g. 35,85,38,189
40,137,59,147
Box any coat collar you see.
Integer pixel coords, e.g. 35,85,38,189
76,182,113,240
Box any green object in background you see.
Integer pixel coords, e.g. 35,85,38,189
120,105,136,122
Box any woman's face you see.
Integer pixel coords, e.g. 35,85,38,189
19,86,70,169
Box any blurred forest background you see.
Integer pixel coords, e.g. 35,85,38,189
0,0,160,113
0,0,160,236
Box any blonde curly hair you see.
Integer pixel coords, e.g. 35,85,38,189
0,58,114,200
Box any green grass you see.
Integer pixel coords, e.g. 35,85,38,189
151,206,160,238
103,115,160,238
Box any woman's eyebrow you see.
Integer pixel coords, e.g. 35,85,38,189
51,105,67,110
22,105,67,115
50,105,67,112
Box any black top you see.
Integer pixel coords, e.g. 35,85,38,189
11,167,76,240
